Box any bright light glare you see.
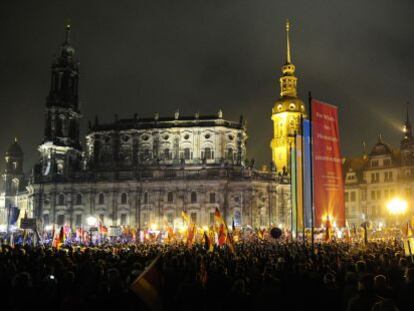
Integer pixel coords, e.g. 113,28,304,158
44,224,53,231
87,216,97,226
387,197,408,215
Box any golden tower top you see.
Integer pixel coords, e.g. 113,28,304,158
286,19,291,64
272,19,305,114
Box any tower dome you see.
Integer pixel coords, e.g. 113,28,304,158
369,134,392,156
6,138,23,157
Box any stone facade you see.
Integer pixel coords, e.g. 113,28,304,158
0,25,292,231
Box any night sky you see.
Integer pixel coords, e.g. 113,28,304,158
1,1,413,173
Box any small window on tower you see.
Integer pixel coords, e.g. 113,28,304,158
12,162,18,170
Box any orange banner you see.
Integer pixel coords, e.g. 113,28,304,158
312,99,345,227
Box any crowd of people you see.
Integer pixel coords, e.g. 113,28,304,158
0,236,413,311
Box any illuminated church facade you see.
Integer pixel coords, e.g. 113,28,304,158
1,23,300,230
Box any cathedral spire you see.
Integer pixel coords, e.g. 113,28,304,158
286,19,291,64
64,23,71,44
405,102,411,127
403,102,412,140
279,19,297,98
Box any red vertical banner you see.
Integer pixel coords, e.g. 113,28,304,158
312,99,345,227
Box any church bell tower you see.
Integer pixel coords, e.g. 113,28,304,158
270,20,306,173
38,24,82,177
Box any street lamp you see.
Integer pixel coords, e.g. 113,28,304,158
387,197,408,227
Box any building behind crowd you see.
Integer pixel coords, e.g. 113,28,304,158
344,109,414,227
1,23,303,231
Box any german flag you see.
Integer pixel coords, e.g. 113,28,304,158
130,255,163,311
226,230,235,254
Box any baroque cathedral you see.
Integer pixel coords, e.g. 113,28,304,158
1,22,305,231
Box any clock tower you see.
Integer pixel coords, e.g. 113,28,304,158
270,20,306,173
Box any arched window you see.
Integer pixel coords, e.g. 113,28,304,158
191,192,197,203
167,192,174,203
203,147,213,160
227,148,234,161
184,148,191,160
209,192,216,203
144,192,149,204
98,193,105,205
121,192,128,204
58,193,65,205
76,193,82,205
43,214,49,225
234,210,241,226
163,148,171,160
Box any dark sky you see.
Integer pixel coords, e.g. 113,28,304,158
1,0,413,173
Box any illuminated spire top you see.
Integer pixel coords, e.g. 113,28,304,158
286,19,291,64
60,21,75,59
403,102,412,140
64,23,71,44
279,19,297,98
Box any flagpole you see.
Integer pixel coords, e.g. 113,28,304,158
294,131,298,240
289,143,293,241
308,91,315,250
300,115,306,244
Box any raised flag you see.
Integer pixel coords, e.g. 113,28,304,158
218,224,226,246
187,223,195,248
295,132,304,232
181,211,190,225
312,99,345,227
130,255,163,311
302,119,313,228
